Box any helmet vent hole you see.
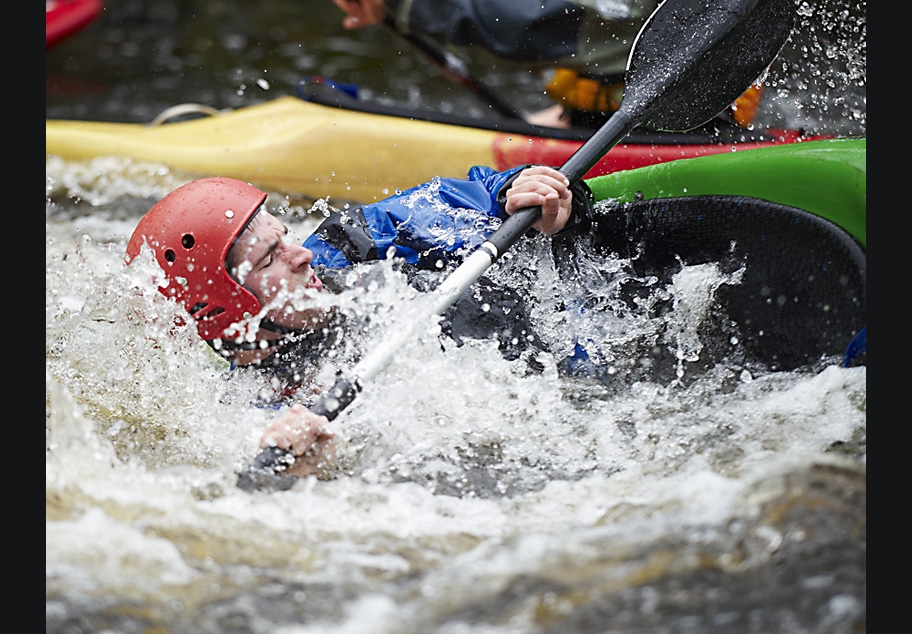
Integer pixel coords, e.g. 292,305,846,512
181,234,195,249
164,249,176,262
199,306,226,320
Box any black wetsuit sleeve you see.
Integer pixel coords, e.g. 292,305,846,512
384,0,585,61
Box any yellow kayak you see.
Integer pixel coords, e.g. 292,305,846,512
46,94,811,203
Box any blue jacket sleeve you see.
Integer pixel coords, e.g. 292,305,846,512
305,165,524,269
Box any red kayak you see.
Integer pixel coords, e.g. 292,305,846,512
46,0,103,50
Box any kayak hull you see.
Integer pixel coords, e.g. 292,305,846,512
587,137,866,247
46,95,810,203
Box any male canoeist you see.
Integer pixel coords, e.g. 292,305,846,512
127,165,594,477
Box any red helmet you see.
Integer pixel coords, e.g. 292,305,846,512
126,177,267,341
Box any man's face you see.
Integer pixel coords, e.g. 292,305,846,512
227,210,331,331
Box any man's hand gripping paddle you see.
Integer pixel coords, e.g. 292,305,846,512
237,0,797,492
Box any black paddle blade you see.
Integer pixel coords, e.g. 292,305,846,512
626,0,796,131
558,0,795,188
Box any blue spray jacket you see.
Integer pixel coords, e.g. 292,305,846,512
303,166,522,270
304,164,593,270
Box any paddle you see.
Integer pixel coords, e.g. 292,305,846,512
381,16,525,120
236,0,796,492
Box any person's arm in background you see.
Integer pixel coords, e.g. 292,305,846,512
331,0,657,128
335,0,657,69
333,0,585,61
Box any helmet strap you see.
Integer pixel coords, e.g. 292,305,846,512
211,318,323,354
258,318,300,335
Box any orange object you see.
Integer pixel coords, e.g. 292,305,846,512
547,67,764,128
545,68,624,114
730,84,764,128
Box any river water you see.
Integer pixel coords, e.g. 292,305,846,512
46,1,866,633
